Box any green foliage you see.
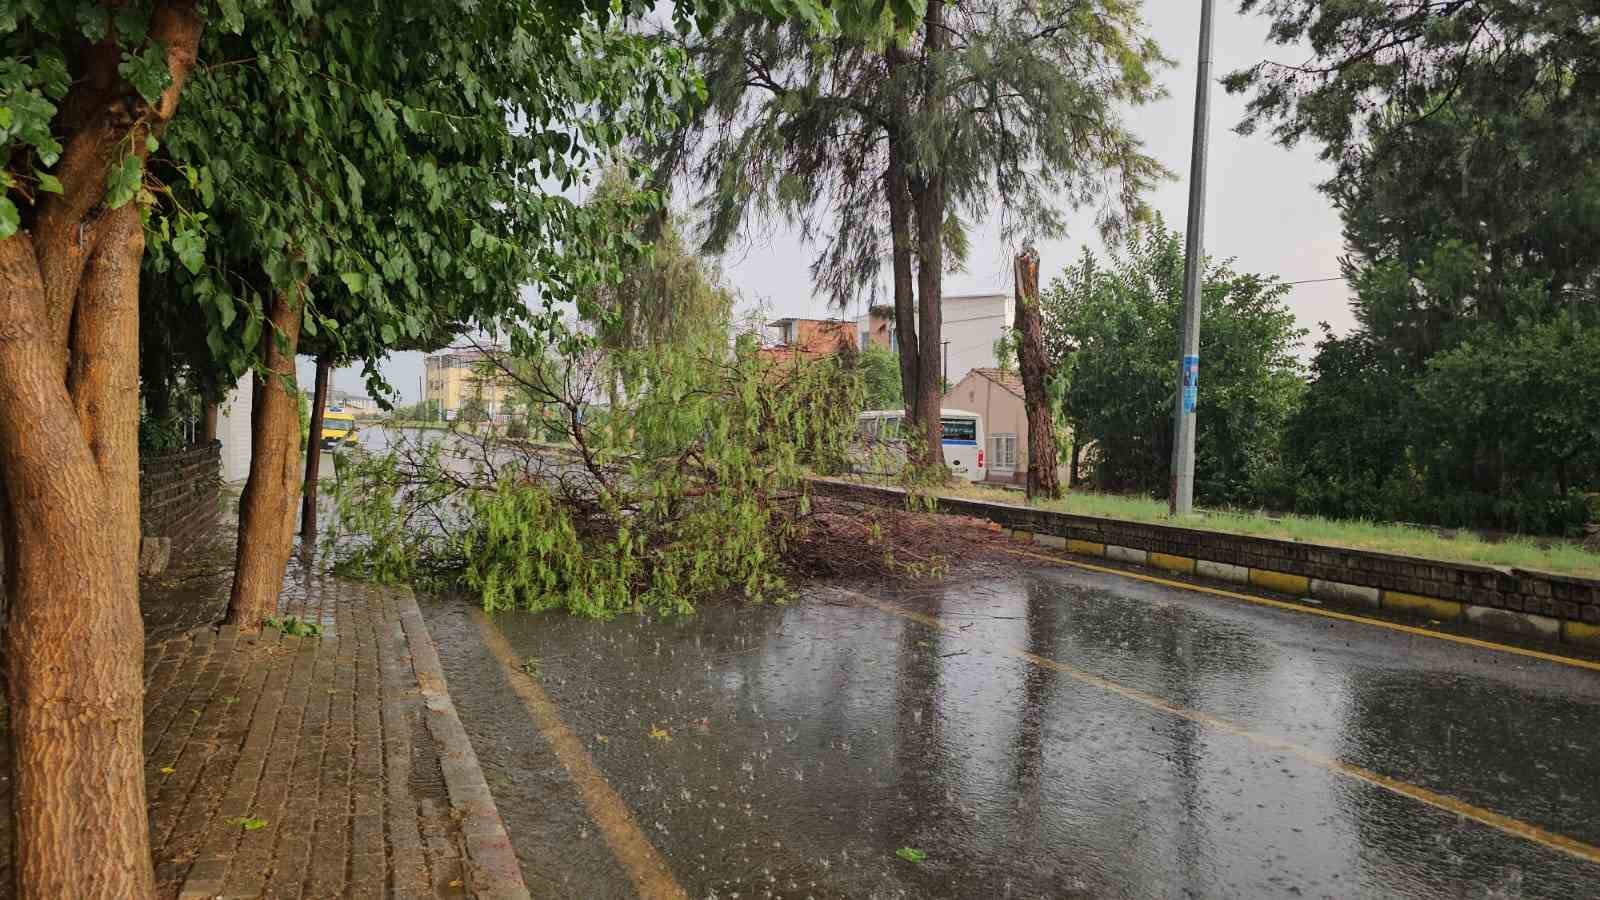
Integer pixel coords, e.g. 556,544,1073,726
851,344,903,411
1042,220,1305,506
138,412,187,453
264,616,323,638
329,335,863,617
1226,1,1600,532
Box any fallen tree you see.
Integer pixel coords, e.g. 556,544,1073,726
329,332,868,615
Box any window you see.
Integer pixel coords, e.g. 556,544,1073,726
940,417,978,444
990,433,1017,470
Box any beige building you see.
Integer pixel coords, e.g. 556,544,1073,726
423,346,515,419
945,368,1028,484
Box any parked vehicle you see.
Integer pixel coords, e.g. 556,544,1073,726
853,409,986,482
321,409,359,449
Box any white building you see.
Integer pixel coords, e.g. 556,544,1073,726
217,372,254,484
855,292,1012,386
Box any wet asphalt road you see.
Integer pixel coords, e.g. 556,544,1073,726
419,565,1600,899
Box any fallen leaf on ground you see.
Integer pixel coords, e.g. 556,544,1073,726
648,724,671,742
896,847,927,862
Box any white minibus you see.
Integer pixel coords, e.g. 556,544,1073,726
854,408,986,483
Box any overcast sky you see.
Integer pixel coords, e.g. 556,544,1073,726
307,2,1351,402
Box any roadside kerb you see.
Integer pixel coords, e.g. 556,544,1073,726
397,587,530,899
812,478,1600,649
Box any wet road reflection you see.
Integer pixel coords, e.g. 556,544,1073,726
422,565,1600,898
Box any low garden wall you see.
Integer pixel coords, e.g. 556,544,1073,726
140,440,222,559
812,478,1600,648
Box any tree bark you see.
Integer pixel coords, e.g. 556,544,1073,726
912,173,945,470
883,45,920,423
909,0,948,471
0,4,201,895
300,354,333,539
885,138,920,422
1013,247,1061,500
227,288,305,631
202,401,219,442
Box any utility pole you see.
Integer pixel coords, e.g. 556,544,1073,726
1170,0,1215,517
942,340,950,390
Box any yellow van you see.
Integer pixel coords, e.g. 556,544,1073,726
320,409,359,449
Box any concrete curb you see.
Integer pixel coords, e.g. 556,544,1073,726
813,478,1600,651
396,587,531,899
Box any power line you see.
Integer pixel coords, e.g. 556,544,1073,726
1283,276,1344,286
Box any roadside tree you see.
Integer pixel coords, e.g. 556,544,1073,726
665,0,1167,468
1042,222,1305,505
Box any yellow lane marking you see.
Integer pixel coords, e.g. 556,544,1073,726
473,609,689,900
998,544,1600,675
840,590,1600,867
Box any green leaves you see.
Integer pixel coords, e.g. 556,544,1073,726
105,155,142,209
172,229,205,275
895,847,927,862
0,197,18,239
339,272,366,294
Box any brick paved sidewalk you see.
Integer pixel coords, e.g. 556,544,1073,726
137,556,527,899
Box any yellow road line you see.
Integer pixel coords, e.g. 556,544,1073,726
841,589,1600,867
999,544,1600,674
473,608,689,900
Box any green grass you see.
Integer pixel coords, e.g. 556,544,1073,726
889,478,1600,579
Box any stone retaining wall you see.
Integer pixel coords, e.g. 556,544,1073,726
140,440,222,552
812,478,1600,648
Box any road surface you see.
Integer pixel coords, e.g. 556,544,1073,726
420,559,1600,898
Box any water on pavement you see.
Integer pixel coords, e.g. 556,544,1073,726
422,562,1600,899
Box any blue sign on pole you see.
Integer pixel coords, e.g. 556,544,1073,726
1181,355,1199,413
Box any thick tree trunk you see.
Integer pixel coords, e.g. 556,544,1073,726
202,401,219,442
882,44,920,424
1013,247,1061,500
227,288,305,631
908,0,947,471
0,208,157,900
885,139,920,421
0,5,200,895
300,355,333,539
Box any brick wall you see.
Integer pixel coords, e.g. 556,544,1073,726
140,440,222,552
812,478,1600,643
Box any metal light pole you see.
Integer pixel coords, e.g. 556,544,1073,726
1170,0,1216,517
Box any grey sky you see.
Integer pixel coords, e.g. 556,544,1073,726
307,2,1350,402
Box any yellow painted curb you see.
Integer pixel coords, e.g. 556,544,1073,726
1066,539,1106,557
1249,568,1311,597
1009,529,1035,543
1564,620,1600,647
1383,590,1464,621
1150,552,1196,575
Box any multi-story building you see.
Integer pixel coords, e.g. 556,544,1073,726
423,345,516,419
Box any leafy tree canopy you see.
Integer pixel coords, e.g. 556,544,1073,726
1043,220,1305,506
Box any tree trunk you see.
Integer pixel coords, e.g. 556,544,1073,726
0,206,157,900
227,288,305,631
886,137,920,421
300,354,333,539
909,0,948,471
202,401,219,442
883,44,920,423
1070,439,1084,488
1013,247,1061,500
0,5,200,895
